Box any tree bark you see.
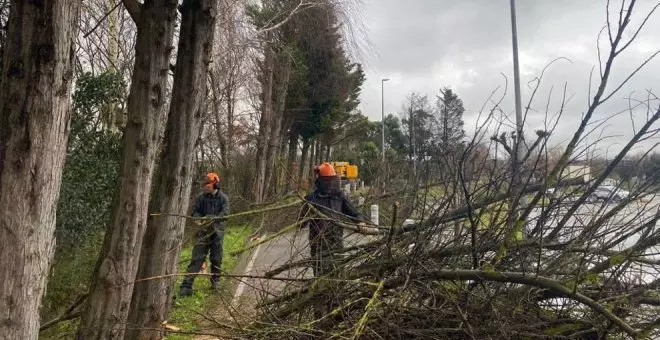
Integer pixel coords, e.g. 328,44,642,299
325,144,331,161
276,131,288,192
125,0,217,339
76,1,178,339
310,139,319,185
265,53,292,198
209,73,229,168
253,39,275,203
225,79,235,167
285,132,298,192
299,138,311,189
0,1,80,338
315,139,322,164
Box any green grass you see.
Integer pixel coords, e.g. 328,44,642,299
477,201,508,230
39,225,252,340
167,224,253,338
524,193,552,206
40,234,104,339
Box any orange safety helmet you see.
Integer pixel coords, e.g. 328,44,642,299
204,172,221,190
314,162,337,177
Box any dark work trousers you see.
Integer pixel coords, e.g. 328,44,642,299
181,228,224,289
309,226,344,319
309,226,344,277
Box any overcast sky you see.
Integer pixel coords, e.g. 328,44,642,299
354,0,660,157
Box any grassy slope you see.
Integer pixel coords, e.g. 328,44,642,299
40,235,104,339
39,224,251,340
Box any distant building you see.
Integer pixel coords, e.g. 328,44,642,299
561,162,592,183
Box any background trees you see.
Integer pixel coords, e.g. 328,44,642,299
434,88,465,153
28,0,370,336
247,0,366,202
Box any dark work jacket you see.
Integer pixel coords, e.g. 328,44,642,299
303,190,363,251
193,190,230,232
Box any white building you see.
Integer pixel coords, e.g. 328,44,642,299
561,163,592,182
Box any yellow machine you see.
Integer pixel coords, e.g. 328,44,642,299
331,161,359,180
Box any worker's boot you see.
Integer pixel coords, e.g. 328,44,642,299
179,286,193,297
210,277,220,291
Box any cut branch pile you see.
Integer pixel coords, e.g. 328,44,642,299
241,181,660,339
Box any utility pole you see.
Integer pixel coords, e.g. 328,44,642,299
381,78,390,161
509,0,525,237
510,0,524,180
410,100,416,174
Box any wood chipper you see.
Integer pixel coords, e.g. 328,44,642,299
330,161,360,193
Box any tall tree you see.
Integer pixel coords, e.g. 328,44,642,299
253,38,275,202
0,1,81,338
383,114,407,155
265,50,293,197
125,0,218,338
434,87,465,150
208,0,250,170
0,0,8,67
76,0,178,338
292,4,365,183
401,92,432,160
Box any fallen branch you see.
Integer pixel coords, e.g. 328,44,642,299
150,199,303,221
381,269,637,337
351,280,384,339
229,218,309,256
39,293,87,331
399,178,584,235
127,272,309,286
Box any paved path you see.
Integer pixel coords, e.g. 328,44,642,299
192,229,371,339
230,229,370,310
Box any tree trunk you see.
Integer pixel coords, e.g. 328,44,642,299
275,128,288,192
125,0,217,339
265,54,292,198
0,1,80,338
285,132,298,192
310,139,319,186
224,70,236,168
253,40,275,203
209,73,228,168
76,1,178,339
299,138,311,189
315,139,322,164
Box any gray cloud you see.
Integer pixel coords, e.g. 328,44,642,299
355,0,660,156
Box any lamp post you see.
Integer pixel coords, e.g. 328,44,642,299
508,0,525,233
510,0,523,181
381,78,390,161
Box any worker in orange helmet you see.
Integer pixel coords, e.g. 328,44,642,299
301,162,365,277
179,171,230,297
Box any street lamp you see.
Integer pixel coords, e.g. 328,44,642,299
381,78,390,161
509,0,526,227
510,0,523,177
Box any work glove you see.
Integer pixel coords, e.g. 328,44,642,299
192,217,206,226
